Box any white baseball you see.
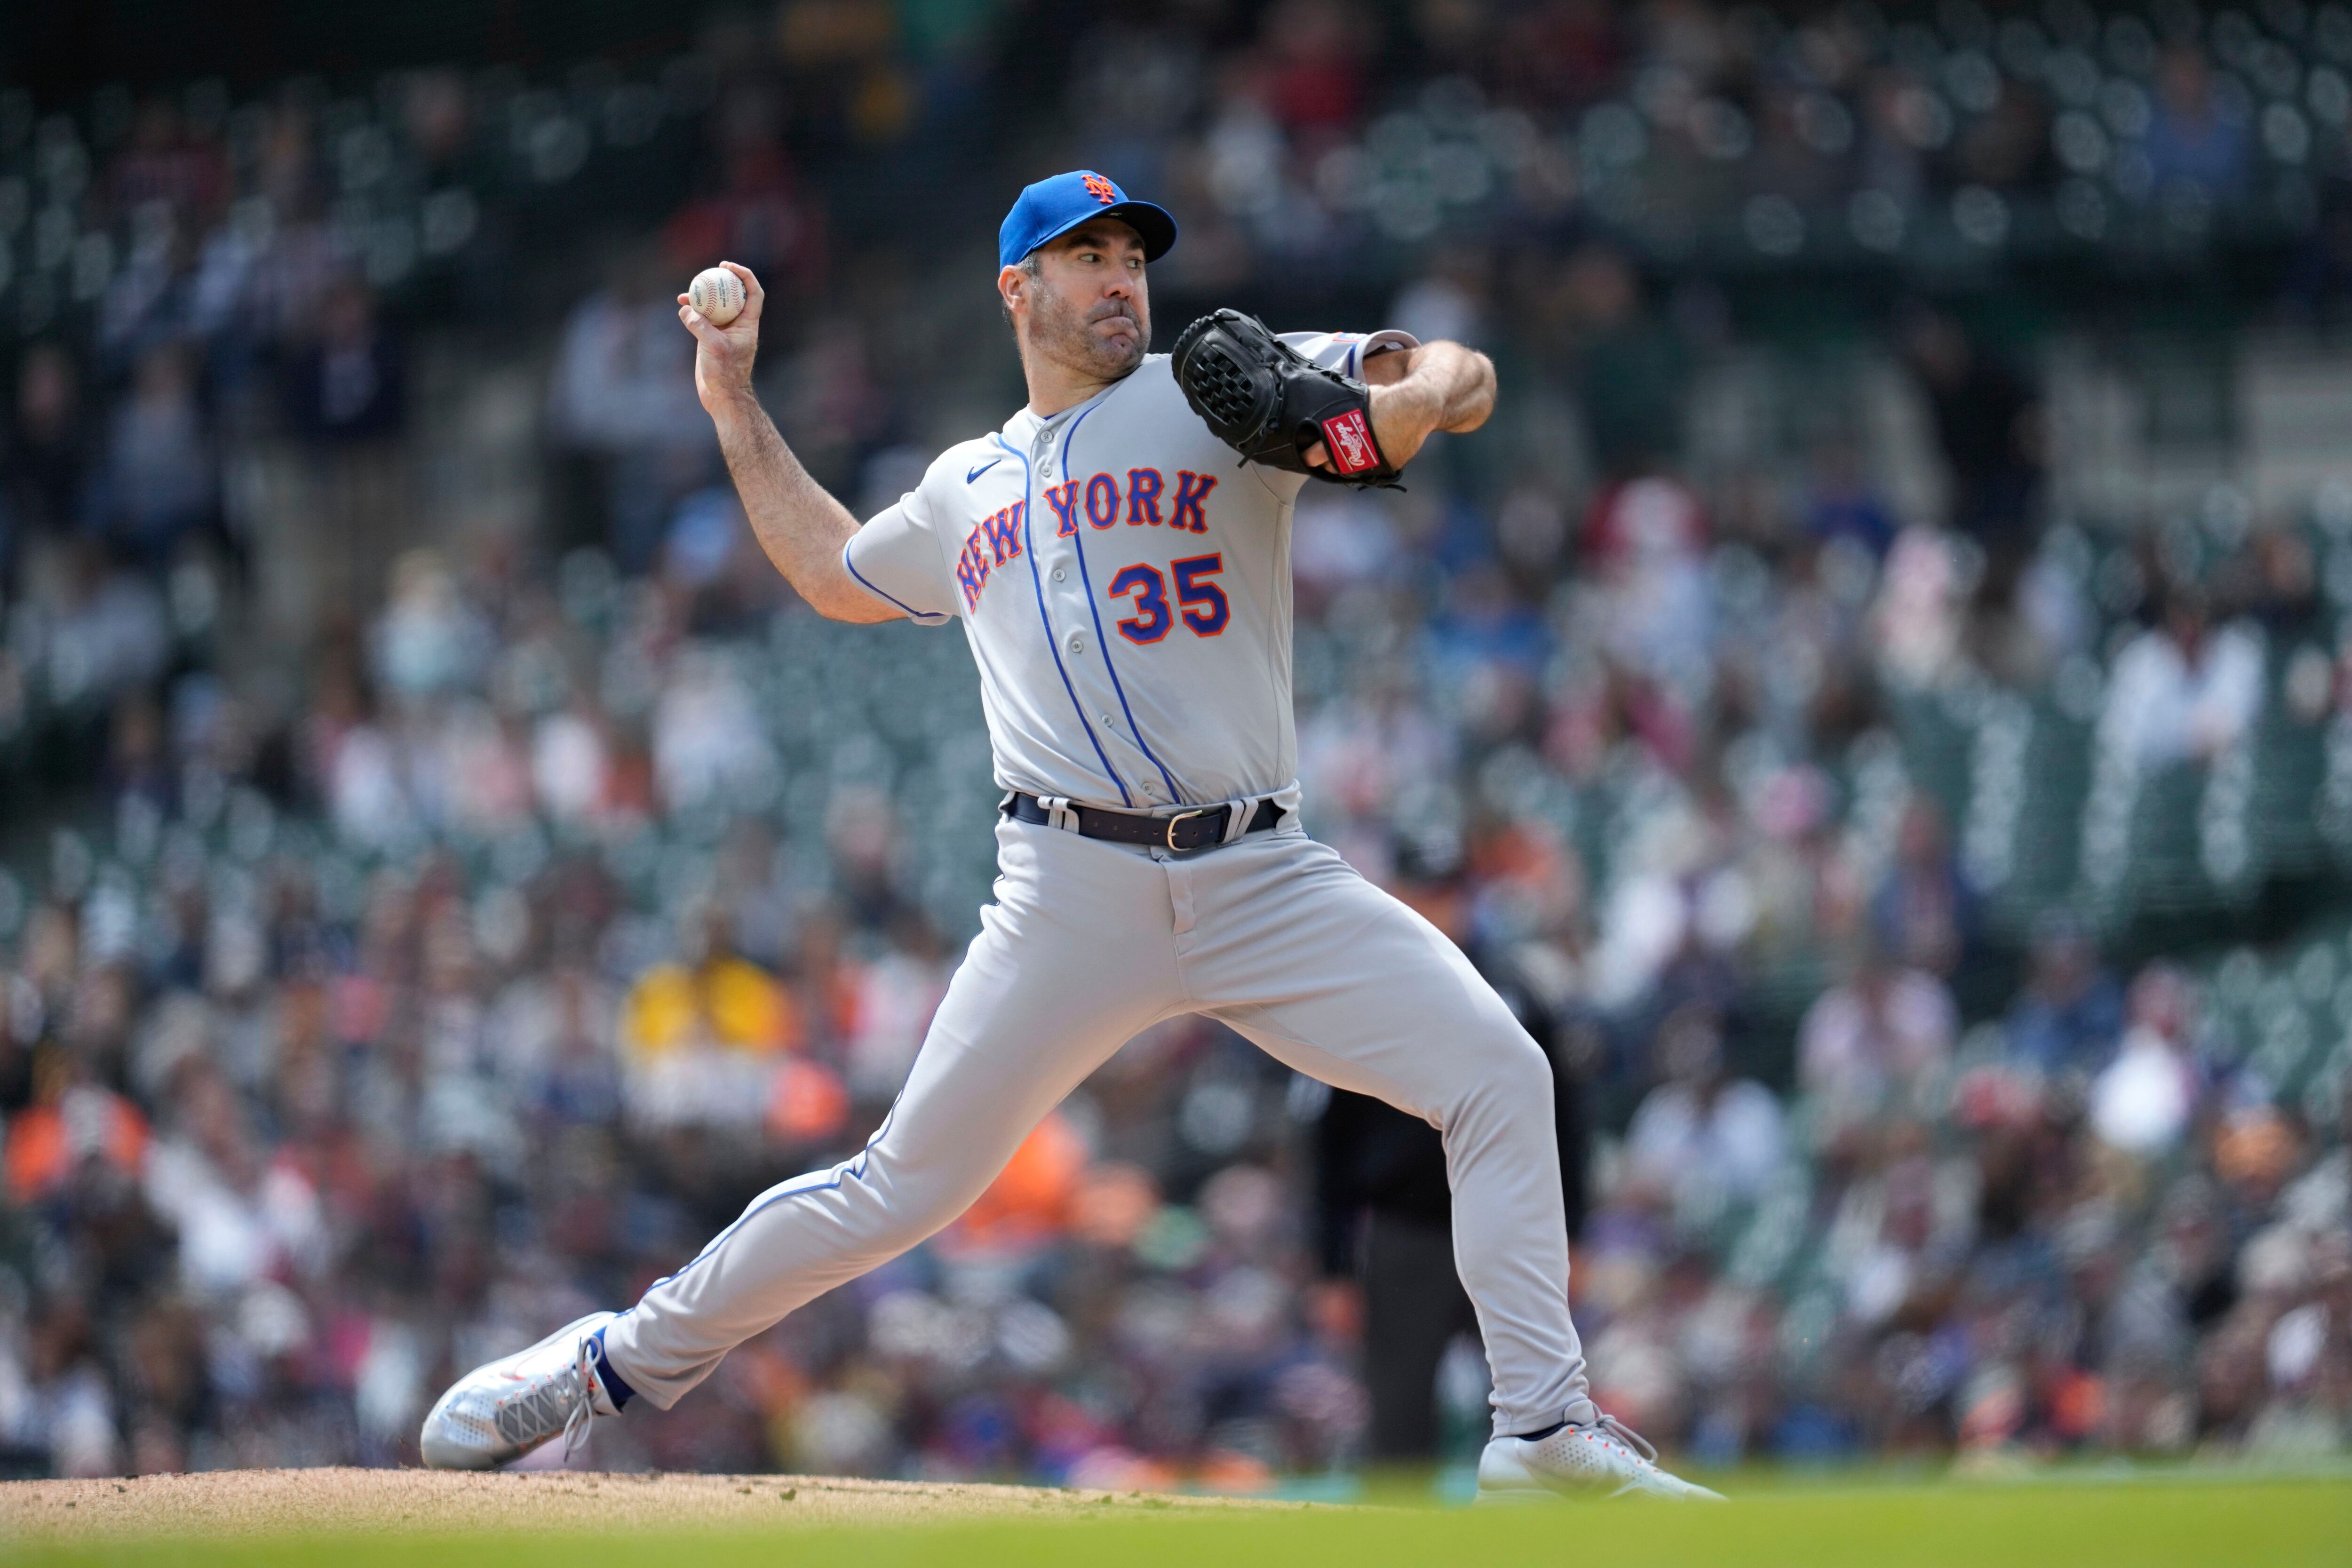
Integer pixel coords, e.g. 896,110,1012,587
689,266,746,327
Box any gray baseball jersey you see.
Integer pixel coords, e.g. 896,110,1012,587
597,326,1601,1448
841,331,1412,811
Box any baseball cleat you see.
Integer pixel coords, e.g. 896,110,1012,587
420,1311,624,1470
1475,1415,1726,1503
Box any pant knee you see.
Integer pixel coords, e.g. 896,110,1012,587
837,1146,1003,1250
1444,1024,1554,1132
1498,1031,1555,1098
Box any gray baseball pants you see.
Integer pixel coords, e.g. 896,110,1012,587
598,815,1597,1438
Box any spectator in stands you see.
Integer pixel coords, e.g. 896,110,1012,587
1797,945,1957,1114
1559,244,1689,481
1262,0,1373,142
2243,524,2323,645
1624,1003,1785,1215
1898,309,2043,593
104,96,228,233
4,344,89,581
1868,526,1971,690
767,319,896,500
548,247,718,572
43,542,172,709
2004,911,2125,1080
1801,438,1899,559
2098,582,2265,771
2145,45,2250,205
1581,472,1713,706
1869,794,1977,981
370,550,491,708
1820,1114,1977,1340
98,342,215,567
1855,65,1930,209
281,279,405,444
142,1058,326,1299
1389,248,1489,353
2087,963,2208,1161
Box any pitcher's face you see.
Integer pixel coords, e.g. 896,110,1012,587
1012,219,1150,381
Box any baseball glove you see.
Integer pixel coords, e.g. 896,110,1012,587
1171,309,1403,488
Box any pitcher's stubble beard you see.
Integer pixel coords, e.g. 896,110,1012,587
1027,272,1147,383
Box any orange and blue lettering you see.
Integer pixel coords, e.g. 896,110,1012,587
1043,482,1081,537
1172,470,1218,533
1084,472,1120,529
981,502,1025,565
955,533,990,609
1126,468,1165,525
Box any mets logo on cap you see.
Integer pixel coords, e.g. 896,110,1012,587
997,170,1179,269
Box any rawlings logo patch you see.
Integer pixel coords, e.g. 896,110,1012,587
1321,409,1379,474
1082,173,1119,205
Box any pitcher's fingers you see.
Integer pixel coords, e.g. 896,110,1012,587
721,261,764,320
677,302,723,347
1303,440,1332,470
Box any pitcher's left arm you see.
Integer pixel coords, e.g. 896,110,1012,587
1309,340,1494,473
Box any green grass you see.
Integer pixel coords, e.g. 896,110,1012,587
8,1472,2348,1568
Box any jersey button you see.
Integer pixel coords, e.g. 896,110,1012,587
1099,714,1114,728
1067,631,1087,655
1052,567,1066,582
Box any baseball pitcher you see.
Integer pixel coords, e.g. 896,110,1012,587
421,171,1719,1502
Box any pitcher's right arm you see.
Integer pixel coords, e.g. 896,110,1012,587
679,262,901,624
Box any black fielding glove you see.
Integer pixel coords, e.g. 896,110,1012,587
1171,309,1404,489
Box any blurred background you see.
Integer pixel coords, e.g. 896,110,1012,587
0,0,2349,1492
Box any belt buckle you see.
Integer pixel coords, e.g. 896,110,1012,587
1162,806,1211,852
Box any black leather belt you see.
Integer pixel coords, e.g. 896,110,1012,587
1003,791,1285,853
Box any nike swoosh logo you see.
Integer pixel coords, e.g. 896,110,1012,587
966,458,1001,483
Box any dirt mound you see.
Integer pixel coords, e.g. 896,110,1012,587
1,1467,1292,1539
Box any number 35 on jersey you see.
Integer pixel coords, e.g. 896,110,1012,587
1110,553,1229,644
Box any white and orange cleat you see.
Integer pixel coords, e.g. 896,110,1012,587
1476,1415,1726,1503
420,1312,628,1470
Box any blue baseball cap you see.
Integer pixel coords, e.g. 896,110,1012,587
998,170,1177,270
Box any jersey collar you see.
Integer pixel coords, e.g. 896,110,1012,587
1000,369,1132,444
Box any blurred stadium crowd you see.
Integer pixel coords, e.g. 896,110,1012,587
2,0,2351,1487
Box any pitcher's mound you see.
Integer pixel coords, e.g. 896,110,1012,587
3,1467,1296,1539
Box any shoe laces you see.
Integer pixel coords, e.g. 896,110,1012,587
1594,1413,1658,1465
559,1335,603,1464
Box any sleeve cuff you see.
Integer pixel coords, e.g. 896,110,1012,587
841,540,953,623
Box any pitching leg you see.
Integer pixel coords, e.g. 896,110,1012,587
599,819,1182,1408
1186,827,1597,1439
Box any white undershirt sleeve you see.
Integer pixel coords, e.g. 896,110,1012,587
1280,328,1421,379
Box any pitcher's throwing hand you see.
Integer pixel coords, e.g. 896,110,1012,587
677,259,767,414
